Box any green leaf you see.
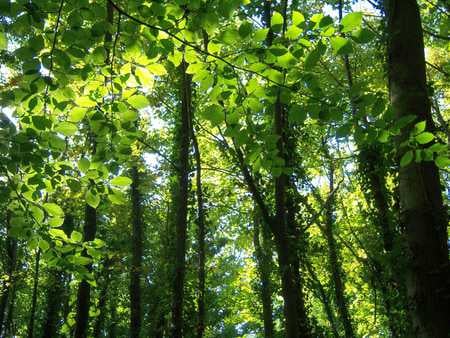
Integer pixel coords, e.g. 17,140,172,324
78,158,90,172
86,190,100,209
288,104,306,124
286,25,302,40
254,28,269,42
55,122,77,136
0,32,7,50
415,132,434,144
127,95,148,109
71,230,83,243
49,217,64,227
75,96,97,108
121,110,138,122
330,36,353,55
271,11,284,32
71,255,92,266
413,121,426,135
352,28,374,44
39,239,50,252
202,104,224,125
341,12,363,33
110,176,132,186
378,130,390,143
292,11,305,26
435,156,450,169
238,21,253,38
148,63,167,76
49,228,68,240
69,107,87,122
304,43,325,69
400,150,414,167
43,203,64,217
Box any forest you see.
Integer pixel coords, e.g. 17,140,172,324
0,0,449,337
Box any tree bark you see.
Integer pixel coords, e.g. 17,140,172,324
385,0,450,336
171,59,191,338
27,248,41,338
0,211,17,337
192,129,206,338
324,162,354,338
129,165,143,338
74,204,97,338
93,261,111,338
253,210,274,338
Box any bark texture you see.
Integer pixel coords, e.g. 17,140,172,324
386,0,450,336
171,59,191,337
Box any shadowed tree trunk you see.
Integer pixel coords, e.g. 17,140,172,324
253,210,274,338
41,214,74,338
93,260,112,338
129,165,143,338
74,204,97,338
324,161,354,338
192,128,206,338
171,58,191,337
0,211,17,337
27,248,41,338
385,0,450,336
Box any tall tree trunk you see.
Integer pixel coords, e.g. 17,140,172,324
93,261,111,338
385,1,450,336
324,162,354,338
171,59,191,337
129,165,143,338
41,214,74,338
253,210,274,338
74,204,97,338
304,260,340,338
27,248,41,338
0,211,17,337
192,129,206,338
263,1,310,336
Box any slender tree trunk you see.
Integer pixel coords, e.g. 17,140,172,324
74,204,97,338
192,129,206,338
93,262,111,338
386,1,450,336
41,214,73,338
253,211,274,338
27,248,41,338
171,59,191,337
0,211,17,337
130,165,143,338
263,1,310,336
304,260,340,338
324,162,354,338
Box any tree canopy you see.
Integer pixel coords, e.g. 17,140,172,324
0,0,449,337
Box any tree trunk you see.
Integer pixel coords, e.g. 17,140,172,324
386,0,450,336
130,165,143,338
171,59,191,337
74,204,97,338
27,248,41,338
324,162,354,338
0,211,17,337
93,262,111,338
192,129,206,338
42,214,73,338
253,210,274,338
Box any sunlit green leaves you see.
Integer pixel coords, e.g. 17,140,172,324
271,11,284,32
330,36,353,55
415,132,434,144
292,11,305,26
202,104,224,126
341,12,363,32
43,203,64,217
85,190,100,208
435,156,450,169
400,150,414,167
148,63,167,76
55,122,77,136
127,94,149,110
110,176,132,186
0,32,7,50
